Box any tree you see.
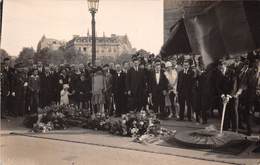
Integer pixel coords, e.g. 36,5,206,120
36,48,65,65
0,49,10,63
16,47,35,66
115,53,132,64
64,49,89,65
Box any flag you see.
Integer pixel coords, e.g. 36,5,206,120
160,18,192,59
161,0,260,66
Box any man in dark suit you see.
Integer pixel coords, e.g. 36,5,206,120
126,56,146,112
108,62,116,77
40,67,53,107
148,59,168,117
1,58,15,118
236,55,260,135
112,64,127,116
217,61,237,132
75,74,89,109
37,62,45,108
177,60,194,121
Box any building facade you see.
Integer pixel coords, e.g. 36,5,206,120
37,35,66,52
65,33,135,59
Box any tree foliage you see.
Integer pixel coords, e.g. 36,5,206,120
16,47,35,66
0,49,10,63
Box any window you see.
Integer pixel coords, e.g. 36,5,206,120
83,47,87,52
79,47,82,51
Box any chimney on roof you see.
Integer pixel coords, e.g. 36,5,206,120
87,29,90,37
103,32,105,38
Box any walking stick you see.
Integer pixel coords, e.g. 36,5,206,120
234,97,239,133
219,94,232,135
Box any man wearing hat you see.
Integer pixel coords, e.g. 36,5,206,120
235,53,260,135
126,55,146,112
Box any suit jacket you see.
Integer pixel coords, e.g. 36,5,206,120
148,70,168,99
126,67,146,97
112,72,126,97
1,67,15,95
29,75,40,93
41,73,53,94
177,68,194,95
244,68,260,102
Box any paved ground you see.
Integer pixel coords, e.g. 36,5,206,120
1,117,260,165
1,135,232,165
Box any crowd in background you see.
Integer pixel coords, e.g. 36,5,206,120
1,51,260,135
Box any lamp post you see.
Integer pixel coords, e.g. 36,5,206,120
0,0,3,48
87,0,99,66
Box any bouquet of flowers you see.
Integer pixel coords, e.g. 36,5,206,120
83,112,111,131
27,104,90,133
32,122,54,133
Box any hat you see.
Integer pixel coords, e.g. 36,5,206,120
165,61,172,68
96,66,103,72
154,58,161,62
3,57,10,61
132,54,138,61
63,84,69,89
103,64,109,68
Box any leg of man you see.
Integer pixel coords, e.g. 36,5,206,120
178,94,185,120
186,95,192,121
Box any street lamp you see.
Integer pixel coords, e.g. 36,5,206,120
0,0,3,48
87,0,99,66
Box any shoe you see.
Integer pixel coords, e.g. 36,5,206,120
168,113,173,118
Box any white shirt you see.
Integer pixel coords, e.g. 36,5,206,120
156,72,160,84
184,69,188,74
117,71,122,77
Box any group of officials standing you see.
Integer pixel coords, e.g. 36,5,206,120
1,51,260,135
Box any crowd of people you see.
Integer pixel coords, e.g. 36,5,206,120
1,51,260,135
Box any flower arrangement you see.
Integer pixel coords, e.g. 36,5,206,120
25,105,175,142
25,104,90,133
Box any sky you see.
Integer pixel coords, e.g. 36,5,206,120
1,0,163,56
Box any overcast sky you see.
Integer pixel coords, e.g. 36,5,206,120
1,0,163,56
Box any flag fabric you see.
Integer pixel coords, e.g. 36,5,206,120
160,18,192,59
161,0,260,66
